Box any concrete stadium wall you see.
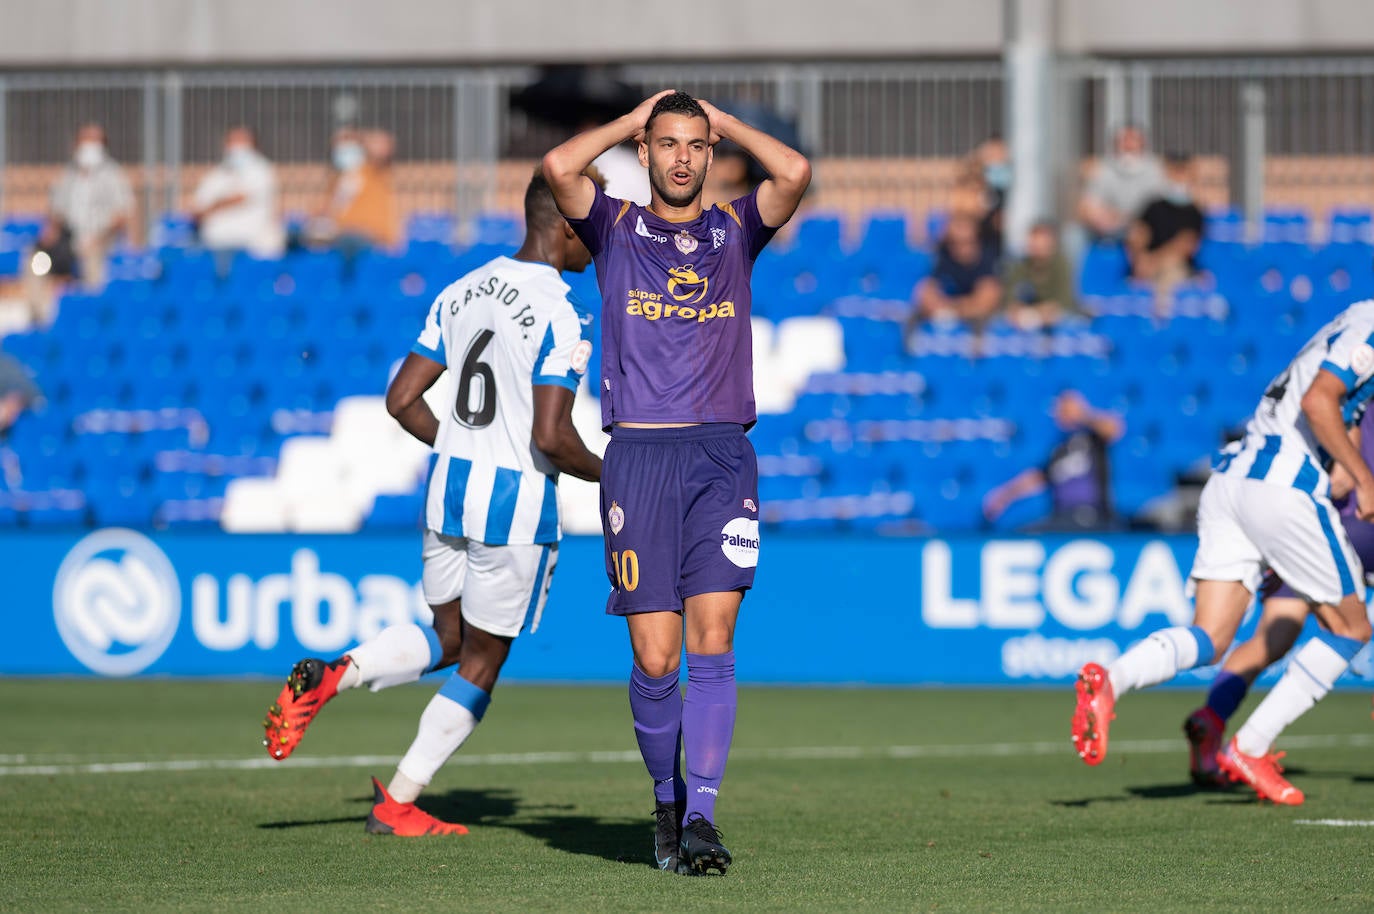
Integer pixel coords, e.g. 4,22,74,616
3,0,1373,67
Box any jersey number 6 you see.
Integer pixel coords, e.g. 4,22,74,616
454,329,498,429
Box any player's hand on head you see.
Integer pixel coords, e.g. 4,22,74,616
630,89,677,141
695,99,725,145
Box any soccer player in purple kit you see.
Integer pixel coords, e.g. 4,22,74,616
1183,409,1374,786
542,90,810,875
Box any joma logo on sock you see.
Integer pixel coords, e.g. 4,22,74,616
696,786,719,795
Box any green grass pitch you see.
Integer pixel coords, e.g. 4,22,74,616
4,679,1374,913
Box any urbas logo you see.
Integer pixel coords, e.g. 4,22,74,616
720,517,760,568
53,528,181,676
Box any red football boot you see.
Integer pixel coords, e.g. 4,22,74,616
262,657,352,760
1072,662,1116,766
365,777,469,836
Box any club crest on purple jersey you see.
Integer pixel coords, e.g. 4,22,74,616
674,230,699,254
608,501,625,535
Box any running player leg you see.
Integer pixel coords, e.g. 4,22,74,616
1222,593,1371,805
1075,474,1261,766
678,590,740,876
262,533,464,760
370,540,552,835
1185,593,1307,786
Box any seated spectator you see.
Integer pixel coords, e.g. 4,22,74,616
970,133,1010,257
1127,151,1205,315
190,126,285,270
20,123,132,326
946,158,1002,262
1003,220,1080,330
0,352,42,438
299,128,401,257
905,213,1003,343
1077,124,1167,241
982,389,1125,531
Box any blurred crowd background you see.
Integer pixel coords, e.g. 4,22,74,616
1,0,1372,537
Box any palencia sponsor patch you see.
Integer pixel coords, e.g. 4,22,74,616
720,517,760,568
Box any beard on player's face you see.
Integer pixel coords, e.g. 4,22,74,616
649,161,707,208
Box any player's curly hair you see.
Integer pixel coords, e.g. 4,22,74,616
526,164,604,229
644,91,709,135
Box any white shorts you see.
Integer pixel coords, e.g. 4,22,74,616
421,530,559,637
1190,473,1364,606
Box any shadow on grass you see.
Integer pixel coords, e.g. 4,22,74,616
258,786,656,868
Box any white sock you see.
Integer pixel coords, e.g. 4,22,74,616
343,624,437,693
394,693,479,797
1235,636,1354,757
1108,626,1210,696
386,770,426,805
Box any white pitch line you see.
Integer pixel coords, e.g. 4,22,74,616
1295,820,1374,827
4,732,1374,778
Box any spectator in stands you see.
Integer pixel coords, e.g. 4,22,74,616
0,352,42,437
299,128,402,258
1002,220,1080,330
946,159,1002,262
905,213,1003,344
190,126,285,272
1127,151,1206,316
971,133,1010,256
982,389,1124,531
1077,124,1167,241
47,123,134,290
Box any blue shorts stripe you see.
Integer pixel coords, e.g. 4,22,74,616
1312,496,1358,597
1246,434,1282,480
483,467,521,545
535,475,558,543
437,673,491,721
442,457,473,537
520,545,552,634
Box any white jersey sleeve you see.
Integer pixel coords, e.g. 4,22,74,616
533,299,595,391
412,294,446,365
1319,320,1374,393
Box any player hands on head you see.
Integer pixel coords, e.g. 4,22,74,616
261,166,605,837
542,90,811,875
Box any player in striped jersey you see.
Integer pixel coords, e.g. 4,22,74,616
262,169,604,836
1183,407,1374,786
1073,299,1374,804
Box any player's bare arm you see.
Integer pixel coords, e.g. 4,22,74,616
1328,423,1363,500
1302,368,1374,519
542,89,677,219
385,352,444,447
697,99,811,227
531,384,602,482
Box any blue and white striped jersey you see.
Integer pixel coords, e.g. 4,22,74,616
1216,299,1374,494
412,256,594,545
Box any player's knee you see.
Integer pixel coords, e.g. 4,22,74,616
632,652,679,679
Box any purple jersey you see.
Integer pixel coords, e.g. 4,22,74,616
1334,407,1374,519
568,183,776,428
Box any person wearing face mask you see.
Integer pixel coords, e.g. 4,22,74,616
1077,124,1168,240
300,128,402,259
190,126,285,271
1127,151,1206,315
47,123,133,291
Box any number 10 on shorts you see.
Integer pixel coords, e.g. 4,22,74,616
611,550,640,592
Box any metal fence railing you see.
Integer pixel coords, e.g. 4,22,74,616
3,57,1373,240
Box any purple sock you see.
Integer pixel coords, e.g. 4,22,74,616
629,664,683,805
1206,670,1250,722
682,651,737,822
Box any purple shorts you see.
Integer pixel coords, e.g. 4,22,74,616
600,423,759,615
1264,515,1374,600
